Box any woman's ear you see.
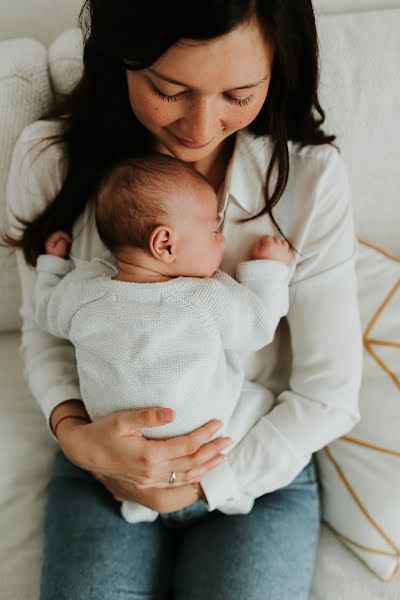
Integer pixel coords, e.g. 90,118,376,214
149,226,177,263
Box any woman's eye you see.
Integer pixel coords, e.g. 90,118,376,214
152,82,255,108
152,85,186,103
224,93,255,107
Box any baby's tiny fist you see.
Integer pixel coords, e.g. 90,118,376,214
45,231,73,258
251,235,293,264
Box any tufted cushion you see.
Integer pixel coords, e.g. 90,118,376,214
48,28,83,97
0,38,53,331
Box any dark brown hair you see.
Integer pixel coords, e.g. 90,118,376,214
4,0,335,266
95,153,211,253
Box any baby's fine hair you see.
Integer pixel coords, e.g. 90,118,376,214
95,153,210,253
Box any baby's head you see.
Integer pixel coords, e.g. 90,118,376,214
95,153,225,278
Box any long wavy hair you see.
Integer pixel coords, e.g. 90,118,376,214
4,0,335,266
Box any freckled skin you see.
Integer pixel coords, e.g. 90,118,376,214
125,17,274,175
111,18,276,283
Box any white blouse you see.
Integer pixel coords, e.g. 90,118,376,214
6,120,363,514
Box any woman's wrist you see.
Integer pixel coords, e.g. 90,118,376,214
50,399,90,436
53,415,91,439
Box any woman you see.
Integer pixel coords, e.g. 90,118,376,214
5,1,363,598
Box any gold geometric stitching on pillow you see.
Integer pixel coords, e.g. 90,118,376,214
364,281,400,390
341,435,400,457
360,240,400,390
322,445,400,581
322,239,400,581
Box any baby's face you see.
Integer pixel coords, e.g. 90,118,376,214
171,182,225,278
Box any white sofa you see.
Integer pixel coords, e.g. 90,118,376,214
1,9,399,600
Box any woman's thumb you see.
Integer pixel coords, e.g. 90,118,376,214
130,407,175,430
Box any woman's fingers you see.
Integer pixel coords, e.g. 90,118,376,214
136,453,228,488
166,435,232,472
129,436,232,488
119,407,176,434
145,419,224,462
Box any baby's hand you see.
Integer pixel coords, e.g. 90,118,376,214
251,235,293,265
45,231,73,258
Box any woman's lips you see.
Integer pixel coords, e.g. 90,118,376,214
171,133,213,149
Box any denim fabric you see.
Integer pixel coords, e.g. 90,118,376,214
39,451,320,600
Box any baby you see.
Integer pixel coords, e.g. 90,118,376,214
34,153,293,523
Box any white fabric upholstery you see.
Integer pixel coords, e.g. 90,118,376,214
0,332,56,600
318,9,400,255
48,28,83,97
0,38,53,332
310,526,400,599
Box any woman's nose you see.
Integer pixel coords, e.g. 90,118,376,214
183,97,221,144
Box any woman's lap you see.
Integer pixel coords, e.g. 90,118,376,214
39,451,175,600
39,451,320,600
174,459,320,600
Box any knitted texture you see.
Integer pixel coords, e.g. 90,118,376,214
35,254,289,439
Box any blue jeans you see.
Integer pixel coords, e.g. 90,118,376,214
39,450,320,600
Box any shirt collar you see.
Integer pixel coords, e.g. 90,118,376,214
225,128,272,215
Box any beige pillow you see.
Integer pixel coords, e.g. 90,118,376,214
317,240,400,581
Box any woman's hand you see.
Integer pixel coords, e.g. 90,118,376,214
55,405,230,489
93,474,207,513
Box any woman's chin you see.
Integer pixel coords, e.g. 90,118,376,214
158,133,220,163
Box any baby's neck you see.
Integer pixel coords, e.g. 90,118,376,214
112,261,173,284
112,248,174,283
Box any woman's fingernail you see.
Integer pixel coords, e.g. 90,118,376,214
160,408,174,421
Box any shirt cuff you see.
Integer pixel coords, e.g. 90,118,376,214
37,254,73,276
200,460,240,511
40,384,83,443
236,259,289,283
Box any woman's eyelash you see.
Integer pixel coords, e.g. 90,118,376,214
226,94,255,107
152,87,183,102
152,86,255,107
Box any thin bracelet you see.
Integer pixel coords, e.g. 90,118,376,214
53,415,90,438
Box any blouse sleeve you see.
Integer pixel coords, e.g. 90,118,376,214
6,121,82,439
201,148,363,512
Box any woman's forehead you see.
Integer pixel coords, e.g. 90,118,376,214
151,20,274,91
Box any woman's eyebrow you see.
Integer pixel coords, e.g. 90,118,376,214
147,67,269,90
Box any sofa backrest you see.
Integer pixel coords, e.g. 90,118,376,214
0,38,53,331
318,9,400,256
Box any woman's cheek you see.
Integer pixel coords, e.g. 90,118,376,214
127,88,175,129
241,95,268,127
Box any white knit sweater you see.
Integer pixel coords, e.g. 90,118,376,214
34,254,289,439
34,253,290,523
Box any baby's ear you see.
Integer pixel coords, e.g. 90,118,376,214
149,226,176,263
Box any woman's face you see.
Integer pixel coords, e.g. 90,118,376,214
125,18,274,163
